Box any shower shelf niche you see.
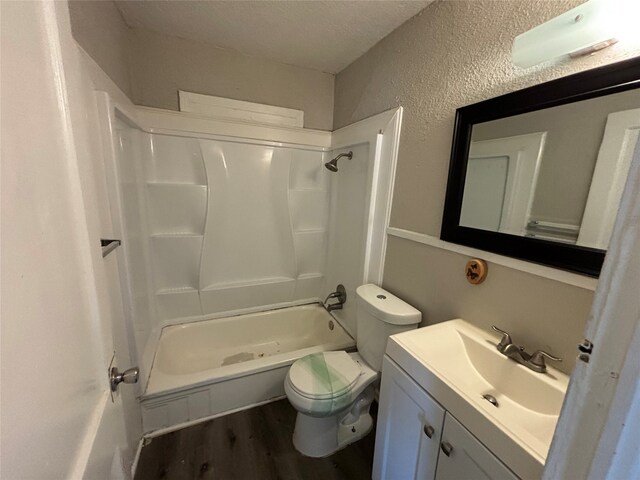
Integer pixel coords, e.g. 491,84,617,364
141,133,209,320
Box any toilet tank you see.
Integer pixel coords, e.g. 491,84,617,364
355,284,421,371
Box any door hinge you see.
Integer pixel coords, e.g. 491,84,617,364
577,338,594,363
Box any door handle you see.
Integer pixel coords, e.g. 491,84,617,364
110,366,139,392
440,441,454,457
423,425,435,438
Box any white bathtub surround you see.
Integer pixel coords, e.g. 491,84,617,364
100,95,404,392
141,131,330,320
198,141,329,314
141,304,354,432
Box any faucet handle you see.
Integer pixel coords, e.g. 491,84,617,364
530,350,562,369
491,325,512,351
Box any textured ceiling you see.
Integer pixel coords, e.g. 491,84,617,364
115,0,433,73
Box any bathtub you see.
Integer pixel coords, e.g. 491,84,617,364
140,304,355,433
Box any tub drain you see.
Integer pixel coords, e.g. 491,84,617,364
482,394,499,407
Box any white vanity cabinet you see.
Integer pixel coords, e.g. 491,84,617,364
373,356,518,480
373,356,445,480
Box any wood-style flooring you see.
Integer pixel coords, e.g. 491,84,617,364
134,399,376,480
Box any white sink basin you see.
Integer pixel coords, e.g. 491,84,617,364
386,319,569,479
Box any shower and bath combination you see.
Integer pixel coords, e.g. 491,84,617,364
325,151,353,172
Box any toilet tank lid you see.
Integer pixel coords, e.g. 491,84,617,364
356,284,421,325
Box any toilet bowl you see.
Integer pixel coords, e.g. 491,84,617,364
284,284,421,457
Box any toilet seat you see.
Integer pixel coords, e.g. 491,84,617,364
288,351,362,400
285,351,379,417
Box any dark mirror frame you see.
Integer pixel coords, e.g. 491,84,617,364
441,57,640,277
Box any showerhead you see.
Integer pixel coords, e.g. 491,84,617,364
324,151,353,172
324,160,339,172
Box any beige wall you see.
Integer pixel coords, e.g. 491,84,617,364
68,1,335,131
473,89,640,225
334,0,640,373
68,0,132,98
383,237,594,372
127,29,335,130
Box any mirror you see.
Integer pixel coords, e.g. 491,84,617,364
442,57,640,277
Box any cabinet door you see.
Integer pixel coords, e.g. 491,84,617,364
435,414,519,480
373,356,446,480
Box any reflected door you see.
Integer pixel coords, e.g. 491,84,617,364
460,132,546,236
460,155,509,231
578,108,640,249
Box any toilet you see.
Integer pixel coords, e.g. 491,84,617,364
284,284,421,457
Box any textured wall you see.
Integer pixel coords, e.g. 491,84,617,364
68,0,132,98
68,2,335,130
334,0,640,373
128,29,335,130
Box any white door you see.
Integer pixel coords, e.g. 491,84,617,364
577,108,640,249
1,2,141,478
544,128,640,479
460,155,510,231
373,356,445,480
461,132,546,235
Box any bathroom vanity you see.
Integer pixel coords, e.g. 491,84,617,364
373,320,569,480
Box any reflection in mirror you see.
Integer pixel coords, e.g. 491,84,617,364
460,88,640,250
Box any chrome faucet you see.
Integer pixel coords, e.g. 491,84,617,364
324,284,347,312
491,325,562,373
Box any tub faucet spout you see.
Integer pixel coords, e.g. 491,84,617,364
324,284,347,312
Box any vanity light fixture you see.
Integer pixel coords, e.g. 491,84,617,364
512,0,640,68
